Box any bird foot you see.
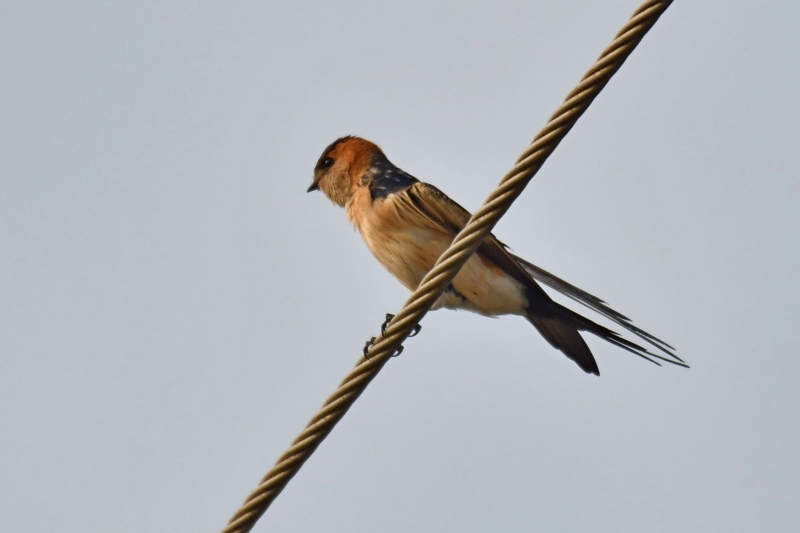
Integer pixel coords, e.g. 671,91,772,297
363,337,376,358
363,337,404,359
363,314,421,359
381,313,422,337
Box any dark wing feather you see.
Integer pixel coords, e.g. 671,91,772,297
402,182,685,370
405,183,555,309
512,255,681,360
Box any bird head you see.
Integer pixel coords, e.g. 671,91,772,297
307,136,382,206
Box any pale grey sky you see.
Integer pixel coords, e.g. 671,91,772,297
2,2,799,532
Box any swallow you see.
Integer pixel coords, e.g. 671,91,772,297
307,136,685,375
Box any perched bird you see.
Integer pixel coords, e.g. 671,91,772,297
307,136,684,375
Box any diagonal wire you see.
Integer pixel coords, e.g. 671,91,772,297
221,1,674,531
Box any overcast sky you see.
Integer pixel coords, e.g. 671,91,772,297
2,2,799,532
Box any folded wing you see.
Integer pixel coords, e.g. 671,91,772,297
400,182,685,370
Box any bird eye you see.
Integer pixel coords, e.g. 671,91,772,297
321,157,334,169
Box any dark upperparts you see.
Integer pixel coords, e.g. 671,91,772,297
368,150,419,200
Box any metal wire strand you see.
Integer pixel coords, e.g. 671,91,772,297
221,2,673,531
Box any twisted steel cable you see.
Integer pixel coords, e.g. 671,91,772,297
221,1,673,531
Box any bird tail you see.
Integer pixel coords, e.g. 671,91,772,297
526,313,599,375
525,302,689,376
514,255,682,362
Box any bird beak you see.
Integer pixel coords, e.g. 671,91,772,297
307,180,319,193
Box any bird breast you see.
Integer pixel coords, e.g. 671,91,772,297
347,187,445,291
346,187,528,317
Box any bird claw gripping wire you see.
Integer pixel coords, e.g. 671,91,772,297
363,314,421,359
363,337,377,358
363,337,404,359
381,313,421,337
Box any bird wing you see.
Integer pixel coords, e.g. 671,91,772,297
402,182,556,311
402,182,681,362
